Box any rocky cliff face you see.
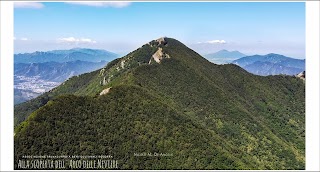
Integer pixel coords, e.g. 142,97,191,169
99,87,112,95
296,71,305,80
99,37,170,85
149,47,171,64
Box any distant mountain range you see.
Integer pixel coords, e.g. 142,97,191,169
232,53,305,76
204,50,246,64
14,48,118,63
14,48,117,104
15,60,108,82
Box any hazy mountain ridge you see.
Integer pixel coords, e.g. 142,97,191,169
14,38,305,170
15,48,118,63
232,54,305,76
15,60,108,82
243,61,304,76
14,48,117,104
204,49,246,64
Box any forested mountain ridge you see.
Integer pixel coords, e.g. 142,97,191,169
14,37,305,170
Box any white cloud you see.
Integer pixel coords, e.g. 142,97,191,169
14,2,44,9
14,37,28,41
198,40,227,44
58,37,97,44
20,38,28,41
65,2,131,8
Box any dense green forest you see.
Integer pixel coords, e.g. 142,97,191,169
14,38,305,170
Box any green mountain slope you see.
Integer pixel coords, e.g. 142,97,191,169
14,37,305,170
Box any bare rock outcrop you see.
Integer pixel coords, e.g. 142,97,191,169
149,47,170,64
100,87,112,95
155,37,166,45
296,71,305,80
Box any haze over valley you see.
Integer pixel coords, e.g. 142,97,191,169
14,48,118,104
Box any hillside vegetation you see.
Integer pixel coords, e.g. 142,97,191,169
14,38,305,170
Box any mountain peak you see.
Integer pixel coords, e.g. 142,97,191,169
219,49,230,52
216,49,242,53
148,37,168,47
265,53,285,57
98,37,205,85
156,37,167,44
204,49,246,64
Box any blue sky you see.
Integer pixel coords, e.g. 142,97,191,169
14,2,305,58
